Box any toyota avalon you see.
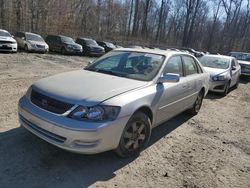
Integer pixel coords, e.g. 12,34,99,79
18,49,209,157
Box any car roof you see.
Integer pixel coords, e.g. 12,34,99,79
46,34,72,38
78,37,95,41
201,54,234,60
0,29,9,33
25,32,41,36
114,48,191,57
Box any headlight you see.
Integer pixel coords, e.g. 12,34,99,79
25,86,32,99
69,105,121,121
28,42,36,48
212,75,227,81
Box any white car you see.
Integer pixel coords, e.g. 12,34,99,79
0,29,17,52
199,55,241,96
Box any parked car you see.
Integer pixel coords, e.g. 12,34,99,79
75,38,105,56
45,35,82,55
0,29,17,52
198,55,241,96
18,49,209,157
97,41,116,52
229,52,250,76
14,32,49,53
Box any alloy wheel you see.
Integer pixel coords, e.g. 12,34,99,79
122,121,146,150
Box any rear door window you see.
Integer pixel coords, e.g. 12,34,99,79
182,56,199,76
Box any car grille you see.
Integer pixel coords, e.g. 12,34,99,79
19,115,66,143
241,64,250,70
30,89,74,114
0,46,12,50
36,44,45,49
0,40,14,44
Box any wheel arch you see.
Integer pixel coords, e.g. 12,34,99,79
133,106,153,124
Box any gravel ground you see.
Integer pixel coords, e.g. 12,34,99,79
0,52,249,188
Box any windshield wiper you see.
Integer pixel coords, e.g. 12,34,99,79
86,68,125,77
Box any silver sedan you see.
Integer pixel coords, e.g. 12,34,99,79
199,55,241,96
18,49,209,157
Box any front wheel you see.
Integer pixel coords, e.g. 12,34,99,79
115,112,151,158
188,91,204,115
24,45,29,52
222,81,230,96
61,47,67,55
235,77,240,88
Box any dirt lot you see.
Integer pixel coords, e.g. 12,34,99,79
0,52,249,188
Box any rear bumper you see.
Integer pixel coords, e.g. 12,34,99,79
18,96,129,154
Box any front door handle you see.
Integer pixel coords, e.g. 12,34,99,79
182,84,188,88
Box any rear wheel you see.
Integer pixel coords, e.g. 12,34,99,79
188,90,204,115
115,112,151,158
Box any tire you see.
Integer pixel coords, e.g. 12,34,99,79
222,81,230,96
188,90,204,115
24,45,29,52
115,111,151,158
61,47,67,55
235,77,240,88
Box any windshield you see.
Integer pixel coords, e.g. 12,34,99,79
106,42,116,48
233,53,250,62
85,51,165,81
26,33,44,42
61,36,75,44
199,56,230,69
0,31,11,37
86,39,98,46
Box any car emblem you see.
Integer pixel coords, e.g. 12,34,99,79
41,99,48,107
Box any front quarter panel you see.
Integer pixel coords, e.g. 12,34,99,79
101,83,160,126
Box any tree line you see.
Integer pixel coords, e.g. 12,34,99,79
0,0,249,53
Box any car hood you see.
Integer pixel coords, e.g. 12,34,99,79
27,40,47,46
0,36,16,43
32,70,147,106
203,67,229,77
238,60,250,65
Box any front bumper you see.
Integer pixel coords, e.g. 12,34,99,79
0,43,17,52
18,96,129,154
208,80,228,93
240,64,250,76
88,50,105,56
66,47,83,54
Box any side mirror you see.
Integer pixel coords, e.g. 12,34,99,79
231,66,236,71
158,73,180,83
